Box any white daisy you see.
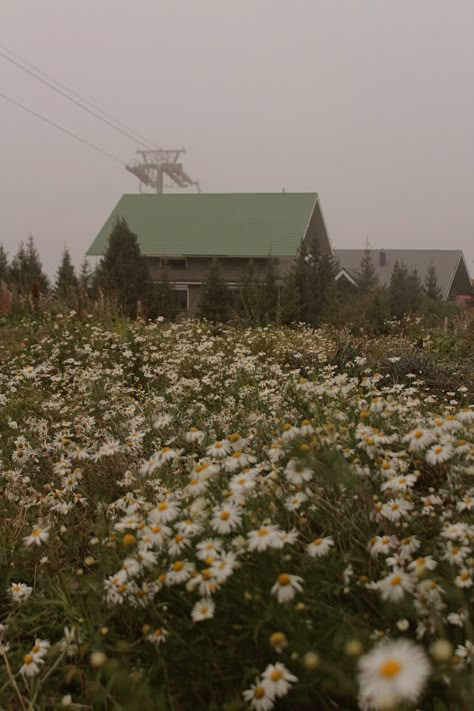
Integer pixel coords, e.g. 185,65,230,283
306,536,334,557
357,639,431,710
262,662,298,698
271,573,303,604
191,597,215,622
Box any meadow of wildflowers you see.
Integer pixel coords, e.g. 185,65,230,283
0,312,473,709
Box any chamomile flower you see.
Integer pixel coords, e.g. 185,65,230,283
9,582,33,603
426,443,454,465
306,536,334,557
243,679,275,711
271,573,303,604
210,502,243,534
357,639,430,710
376,569,415,602
262,662,298,698
23,525,50,547
247,525,284,552
191,597,215,622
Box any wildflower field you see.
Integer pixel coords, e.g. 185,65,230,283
1,312,473,710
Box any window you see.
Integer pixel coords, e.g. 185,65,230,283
161,258,187,270
174,287,189,311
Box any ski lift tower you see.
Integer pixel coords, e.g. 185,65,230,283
126,148,200,193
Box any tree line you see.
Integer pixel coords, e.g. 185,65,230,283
0,219,451,328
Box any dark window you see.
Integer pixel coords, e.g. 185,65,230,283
161,258,187,269
174,288,188,311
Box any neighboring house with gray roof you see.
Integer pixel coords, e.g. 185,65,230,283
88,192,332,314
334,249,473,301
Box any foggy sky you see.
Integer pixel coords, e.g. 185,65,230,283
1,0,473,280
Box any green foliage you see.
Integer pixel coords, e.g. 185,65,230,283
0,244,8,282
55,248,78,298
280,263,302,325
94,218,150,318
295,234,339,325
198,259,232,322
424,262,443,300
9,235,50,295
147,269,178,321
236,259,266,325
356,247,379,293
389,260,422,317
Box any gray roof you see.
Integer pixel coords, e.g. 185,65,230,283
334,249,472,300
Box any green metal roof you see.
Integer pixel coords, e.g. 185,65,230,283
87,192,320,258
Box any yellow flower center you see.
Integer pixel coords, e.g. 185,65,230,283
278,573,291,586
122,534,136,545
32,528,41,538
434,447,443,454
152,525,161,534
314,538,322,546
32,644,40,653
254,687,266,699
173,561,184,572
232,451,241,458
220,511,230,520
23,654,34,665
257,528,268,537
378,659,402,678
415,431,423,439
270,670,283,681
229,433,241,442
214,442,222,449
390,575,402,586
158,502,168,511
301,419,311,426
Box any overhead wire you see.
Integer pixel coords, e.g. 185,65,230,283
0,41,157,149
0,91,125,165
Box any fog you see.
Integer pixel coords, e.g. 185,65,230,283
1,0,473,279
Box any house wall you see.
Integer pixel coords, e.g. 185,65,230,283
146,255,295,316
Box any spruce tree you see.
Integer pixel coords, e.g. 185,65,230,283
295,234,338,325
356,247,379,293
95,218,149,317
237,259,264,325
262,258,279,323
0,245,8,283
55,248,78,298
79,257,93,295
424,263,442,300
149,269,178,320
198,259,231,322
9,236,49,294
280,262,301,325
389,261,421,317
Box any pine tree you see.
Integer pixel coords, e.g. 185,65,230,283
55,248,78,298
389,261,421,317
0,245,8,282
79,257,93,295
262,258,279,323
295,234,338,325
95,218,150,317
280,262,301,325
356,247,379,293
237,259,264,325
407,268,422,312
9,236,49,295
389,261,409,318
198,259,231,322
424,263,442,300
148,269,178,320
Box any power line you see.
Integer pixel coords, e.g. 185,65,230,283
0,41,157,149
0,91,125,165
